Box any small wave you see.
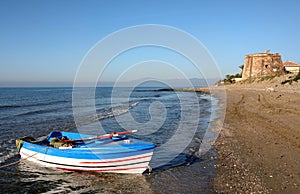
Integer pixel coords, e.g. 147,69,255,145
130,101,139,107
0,141,19,164
76,101,140,126
16,109,52,117
0,150,18,164
96,101,139,120
0,105,22,109
14,107,68,117
28,100,70,108
0,100,70,110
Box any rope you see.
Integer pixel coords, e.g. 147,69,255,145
0,147,48,169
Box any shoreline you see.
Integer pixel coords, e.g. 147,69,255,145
211,86,300,193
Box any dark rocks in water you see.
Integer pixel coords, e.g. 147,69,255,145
154,88,175,92
156,88,211,94
136,88,210,94
134,88,175,92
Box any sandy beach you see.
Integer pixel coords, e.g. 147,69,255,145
213,86,300,193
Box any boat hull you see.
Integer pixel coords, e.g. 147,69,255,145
18,131,155,174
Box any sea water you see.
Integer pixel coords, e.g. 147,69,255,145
0,87,217,193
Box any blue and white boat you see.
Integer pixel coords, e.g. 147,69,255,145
16,130,155,174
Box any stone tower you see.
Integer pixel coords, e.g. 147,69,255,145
242,50,283,79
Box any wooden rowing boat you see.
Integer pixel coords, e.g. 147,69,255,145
16,130,155,174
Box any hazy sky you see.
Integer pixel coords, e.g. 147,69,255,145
1,0,299,86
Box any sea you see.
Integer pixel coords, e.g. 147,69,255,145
0,87,218,193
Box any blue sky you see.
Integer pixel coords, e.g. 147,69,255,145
0,0,299,86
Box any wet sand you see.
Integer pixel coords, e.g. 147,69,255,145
213,87,300,193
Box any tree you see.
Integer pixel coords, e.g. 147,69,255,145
239,64,244,70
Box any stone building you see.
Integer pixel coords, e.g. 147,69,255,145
242,50,284,79
283,61,300,74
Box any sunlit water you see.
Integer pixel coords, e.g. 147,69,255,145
0,87,217,193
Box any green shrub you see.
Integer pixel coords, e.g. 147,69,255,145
281,72,300,85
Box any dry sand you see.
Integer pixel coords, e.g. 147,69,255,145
212,86,300,193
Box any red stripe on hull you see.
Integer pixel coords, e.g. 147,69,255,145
79,154,152,164
57,166,148,172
